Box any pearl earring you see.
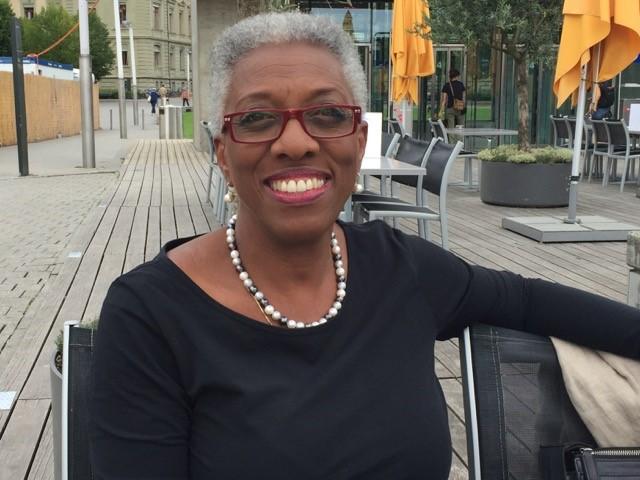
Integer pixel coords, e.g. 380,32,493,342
224,185,237,203
353,175,364,194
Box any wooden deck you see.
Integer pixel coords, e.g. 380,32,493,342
0,139,637,480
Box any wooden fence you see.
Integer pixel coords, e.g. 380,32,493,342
0,72,100,146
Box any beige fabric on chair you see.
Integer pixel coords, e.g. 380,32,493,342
551,337,640,447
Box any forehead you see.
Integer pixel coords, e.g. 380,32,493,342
225,42,354,109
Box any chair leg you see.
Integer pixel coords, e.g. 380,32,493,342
620,156,630,193
440,220,448,251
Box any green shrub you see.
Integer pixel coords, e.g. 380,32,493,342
478,145,572,164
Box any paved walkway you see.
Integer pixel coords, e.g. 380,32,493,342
0,99,162,363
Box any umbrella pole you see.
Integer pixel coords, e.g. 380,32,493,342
565,63,588,224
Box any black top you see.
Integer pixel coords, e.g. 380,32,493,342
441,80,465,108
597,83,615,109
89,221,640,479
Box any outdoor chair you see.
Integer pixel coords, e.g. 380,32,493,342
550,115,572,149
61,321,95,480
200,121,227,224
565,117,594,177
460,323,595,480
357,139,463,250
588,119,617,182
359,132,402,196
430,119,478,188
603,119,640,192
389,118,406,137
352,136,437,210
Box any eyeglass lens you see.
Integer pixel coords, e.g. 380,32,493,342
231,106,355,142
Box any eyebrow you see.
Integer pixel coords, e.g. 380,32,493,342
235,87,349,108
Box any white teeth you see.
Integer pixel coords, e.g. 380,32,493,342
270,177,327,193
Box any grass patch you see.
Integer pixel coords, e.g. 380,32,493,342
182,111,193,139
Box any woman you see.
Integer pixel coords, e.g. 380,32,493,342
90,12,639,479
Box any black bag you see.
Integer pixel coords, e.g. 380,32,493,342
573,448,640,479
540,445,640,479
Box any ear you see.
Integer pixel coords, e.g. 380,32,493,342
214,136,231,184
355,121,368,172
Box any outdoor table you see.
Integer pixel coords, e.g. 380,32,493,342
444,127,519,189
341,156,427,222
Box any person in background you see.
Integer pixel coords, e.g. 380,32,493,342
158,83,168,105
147,88,159,114
181,82,191,107
440,68,466,128
590,80,615,120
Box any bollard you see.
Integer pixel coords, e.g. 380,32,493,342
627,231,640,308
141,109,145,130
109,109,113,130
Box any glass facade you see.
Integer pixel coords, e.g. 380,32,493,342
298,1,639,146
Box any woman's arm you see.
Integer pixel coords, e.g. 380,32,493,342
90,279,191,479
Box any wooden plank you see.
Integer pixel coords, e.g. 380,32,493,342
26,412,53,480
435,340,461,378
150,142,162,207
146,206,161,261
83,206,137,322
124,206,150,273
167,142,189,208
0,399,50,480
175,205,196,238
138,140,156,208
160,205,177,246
160,141,174,207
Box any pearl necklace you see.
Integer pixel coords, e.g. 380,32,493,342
226,215,346,329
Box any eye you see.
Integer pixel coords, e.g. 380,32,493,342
307,106,351,121
235,111,279,127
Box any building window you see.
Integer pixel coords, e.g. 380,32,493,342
178,11,183,35
168,10,173,33
154,45,161,69
122,50,128,66
24,7,34,19
119,3,127,23
179,48,184,70
153,4,161,30
169,47,174,71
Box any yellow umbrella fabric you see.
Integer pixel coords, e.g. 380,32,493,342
391,0,435,104
553,0,640,107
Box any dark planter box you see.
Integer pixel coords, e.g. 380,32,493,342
480,161,571,207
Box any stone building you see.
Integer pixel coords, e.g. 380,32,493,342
10,0,193,96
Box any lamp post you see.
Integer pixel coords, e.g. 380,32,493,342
123,20,138,126
113,0,126,138
186,49,191,102
78,0,95,167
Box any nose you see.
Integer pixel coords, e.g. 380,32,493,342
270,117,320,160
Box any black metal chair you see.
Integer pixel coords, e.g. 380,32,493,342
460,323,595,480
200,121,226,224
550,115,572,149
430,119,479,188
357,139,463,250
389,118,405,137
62,321,95,480
603,119,640,192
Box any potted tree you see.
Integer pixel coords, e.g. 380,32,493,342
478,145,572,206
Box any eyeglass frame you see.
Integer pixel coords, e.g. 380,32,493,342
222,104,363,144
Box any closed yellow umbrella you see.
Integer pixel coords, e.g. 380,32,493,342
553,0,640,223
391,0,435,132
553,0,640,107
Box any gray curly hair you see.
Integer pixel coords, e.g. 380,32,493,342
209,12,368,136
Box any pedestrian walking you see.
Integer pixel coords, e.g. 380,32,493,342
158,83,168,106
147,88,160,114
181,84,191,107
439,68,466,129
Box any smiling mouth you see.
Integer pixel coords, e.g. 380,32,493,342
268,177,327,194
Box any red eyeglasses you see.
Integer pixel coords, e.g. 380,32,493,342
222,104,362,144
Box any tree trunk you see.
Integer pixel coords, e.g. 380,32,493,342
515,54,530,151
